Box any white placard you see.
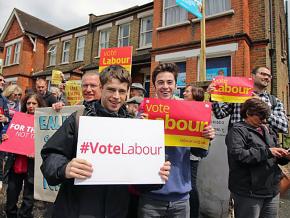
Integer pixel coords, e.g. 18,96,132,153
75,116,165,185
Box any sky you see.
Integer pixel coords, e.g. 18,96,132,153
0,0,152,32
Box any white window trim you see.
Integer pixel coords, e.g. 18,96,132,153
4,77,18,83
137,10,153,18
75,36,85,61
49,39,60,45
118,23,130,47
98,29,110,56
97,23,112,31
61,35,72,42
191,9,234,23
4,37,23,47
13,42,21,64
61,40,70,63
139,16,153,48
155,43,238,62
115,16,133,25
5,46,12,66
75,30,88,38
48,45,57,66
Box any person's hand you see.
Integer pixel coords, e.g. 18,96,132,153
159,161,171,182
1,134,8,141
206,82,216,94
202,125,215,140
139,113,149,119
52,102,64,111
0,115,8,123
269,147,289,158
65,158,93,179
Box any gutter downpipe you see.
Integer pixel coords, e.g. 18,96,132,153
269,0,275,95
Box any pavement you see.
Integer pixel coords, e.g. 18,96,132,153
280,189,290,218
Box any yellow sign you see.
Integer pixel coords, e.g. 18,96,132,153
65,80,83,105
51,70,63,85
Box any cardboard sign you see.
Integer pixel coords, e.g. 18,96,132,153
65,80,83,105
75,116,165,185
99,46,133,73
34,105,85,202
51,70,62,85
0,112,34,156
143,98,211,149
211,76,254,103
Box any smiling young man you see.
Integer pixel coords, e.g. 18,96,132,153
41,65,170,218
138,63,215,218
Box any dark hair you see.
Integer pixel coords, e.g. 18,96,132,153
21,94,46,113
251,66,270,75
99,65,131,89
152,63,179,85
240,98,271,120
185,84,204,101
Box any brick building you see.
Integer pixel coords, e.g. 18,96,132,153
0,8,63,91
41,2,153,96
150,0,289,115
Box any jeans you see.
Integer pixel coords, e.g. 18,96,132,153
138,196,190,218
232,193,279,218
190,160,199,218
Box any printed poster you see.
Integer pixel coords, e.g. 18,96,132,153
65,80,83,105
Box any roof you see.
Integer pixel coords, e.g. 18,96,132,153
0,8,64,41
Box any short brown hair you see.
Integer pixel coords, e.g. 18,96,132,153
99,65,131,89
240,98,270,120
152,63,179,86
185,85,204,101
251,66,270,75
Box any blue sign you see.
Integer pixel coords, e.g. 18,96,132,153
206,67,228,81
176,0,203,19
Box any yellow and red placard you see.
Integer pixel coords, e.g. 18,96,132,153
143,98,212,149
0,112,34,156
211,76,254,103
99,46,133,73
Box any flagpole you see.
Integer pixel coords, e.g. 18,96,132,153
199,0,206,81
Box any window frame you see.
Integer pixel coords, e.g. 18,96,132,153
163,0,188,27
47,45,57,66
98,29,110,56
13,42,21,64
139,16,153,48
61,40,70,63
118,23,130,47
4,45,12,66
75,36,85,62
205,0,231,16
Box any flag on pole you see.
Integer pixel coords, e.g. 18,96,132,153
176,0,203,19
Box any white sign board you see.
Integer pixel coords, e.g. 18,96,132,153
34,105,84,202
75,116,165,185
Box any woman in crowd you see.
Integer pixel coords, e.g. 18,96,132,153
2,84,22,115
3,94,46,218
183,84,208,218
226,98,289,218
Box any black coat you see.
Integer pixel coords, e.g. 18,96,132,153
42,91,57,107
226,122,289,198
41,101,152,218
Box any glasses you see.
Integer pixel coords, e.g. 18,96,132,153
0,79,5,83
15,94,22,97
82,84,99,89
257,72,272,79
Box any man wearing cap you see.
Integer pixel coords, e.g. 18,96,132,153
130,83,146,98
126,96,143,117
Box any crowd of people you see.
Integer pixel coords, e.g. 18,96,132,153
0,63,288,218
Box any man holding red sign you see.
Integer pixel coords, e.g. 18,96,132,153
208,66,288,134
138,63,215,218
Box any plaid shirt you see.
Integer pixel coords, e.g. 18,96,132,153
212,91,289,134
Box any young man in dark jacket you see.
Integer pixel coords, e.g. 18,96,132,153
35,78,57,107
41,65,171,218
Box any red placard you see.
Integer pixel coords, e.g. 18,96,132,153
143,98,212,149
211,76,254,103
0,112,34,156
99,46,132,73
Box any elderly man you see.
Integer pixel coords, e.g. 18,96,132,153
130,83,146,98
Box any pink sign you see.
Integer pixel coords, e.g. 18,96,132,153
0,112,34,156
